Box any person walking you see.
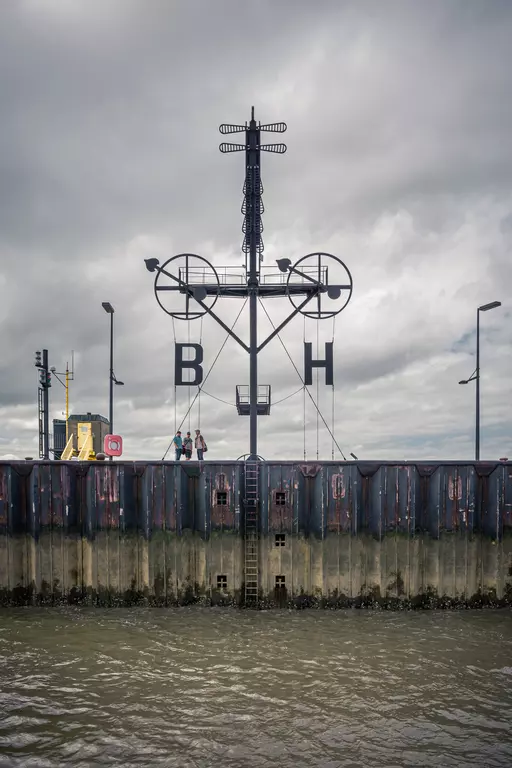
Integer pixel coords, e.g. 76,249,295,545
195,429,207,461
172,431,182,461
183,432,193,461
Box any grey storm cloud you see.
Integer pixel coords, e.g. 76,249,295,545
1,0,512,462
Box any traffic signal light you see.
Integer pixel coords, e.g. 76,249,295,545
35,350,42,368
38,369,51,388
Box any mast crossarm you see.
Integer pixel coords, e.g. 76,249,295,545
156,283,350,299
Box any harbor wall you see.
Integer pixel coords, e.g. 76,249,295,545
0,460,511,607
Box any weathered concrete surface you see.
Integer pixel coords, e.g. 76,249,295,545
259,532,512,607
1,530,511,607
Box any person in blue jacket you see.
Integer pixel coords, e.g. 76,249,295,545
172,431,182,461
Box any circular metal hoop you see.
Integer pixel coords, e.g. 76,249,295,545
153,253,220,321
237,453,266,462
286,252,353,319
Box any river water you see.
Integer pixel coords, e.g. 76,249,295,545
0,608,511,767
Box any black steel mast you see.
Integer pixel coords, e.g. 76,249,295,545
247,107,260,459
145,108,353,461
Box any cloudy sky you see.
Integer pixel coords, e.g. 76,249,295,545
0,0,511,462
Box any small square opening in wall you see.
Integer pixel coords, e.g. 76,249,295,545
217,574,227,590
275,533,286,547
275,491,286,506
216,491,227,506
275,575,286,588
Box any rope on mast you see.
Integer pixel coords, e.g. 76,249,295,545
171,315,177,434
187,317,191,434
316,316,319,460
198,315,203,429
162,299,248,460
303,314,306,461
331,315,335,460
258,299,347,460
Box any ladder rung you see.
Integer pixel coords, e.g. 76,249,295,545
244,460,260,607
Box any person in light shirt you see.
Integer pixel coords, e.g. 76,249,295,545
194,429,207,460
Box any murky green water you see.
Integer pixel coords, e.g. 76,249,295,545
0,609,511,767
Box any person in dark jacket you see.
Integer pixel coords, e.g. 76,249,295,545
172,431,182,461
183,432,193,461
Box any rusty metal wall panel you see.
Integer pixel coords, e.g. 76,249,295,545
482,464,502,540
369,466,385,537
35,464,52,530
28,463,77,538
93,464,122,532
324,464,356,535
0,465,13,534
54,463,79,534
355,463,379,535
207,463,239,533
289,464,323,537
145,465,162,533
139,464,179,535
77,464,123,538
165,465,179,531
0,460,511,541
261,463,296,534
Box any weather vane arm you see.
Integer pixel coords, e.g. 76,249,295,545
147,257,250,353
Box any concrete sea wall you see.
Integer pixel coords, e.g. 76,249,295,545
0,460,511,607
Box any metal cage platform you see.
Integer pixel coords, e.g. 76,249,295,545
236,385,271,415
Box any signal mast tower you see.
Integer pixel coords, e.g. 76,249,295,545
145,107,353,460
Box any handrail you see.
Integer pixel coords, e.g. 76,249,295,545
60,435,74,461
78,434,93,461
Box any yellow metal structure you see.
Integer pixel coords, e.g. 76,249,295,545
77,434,94,461
61,435,74,461
60,408,108,462
77,422,91,452
65,362,70,442
60,423,98,461
77,423,95,460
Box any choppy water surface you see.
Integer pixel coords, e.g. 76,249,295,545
0,609,511,767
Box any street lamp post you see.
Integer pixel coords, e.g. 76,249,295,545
102,303,124,459
459,301,501,460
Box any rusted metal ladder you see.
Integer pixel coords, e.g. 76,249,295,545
244,461,259,606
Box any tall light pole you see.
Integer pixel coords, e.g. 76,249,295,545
102,303,124,459
459,300,501,460
50,352,74,443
